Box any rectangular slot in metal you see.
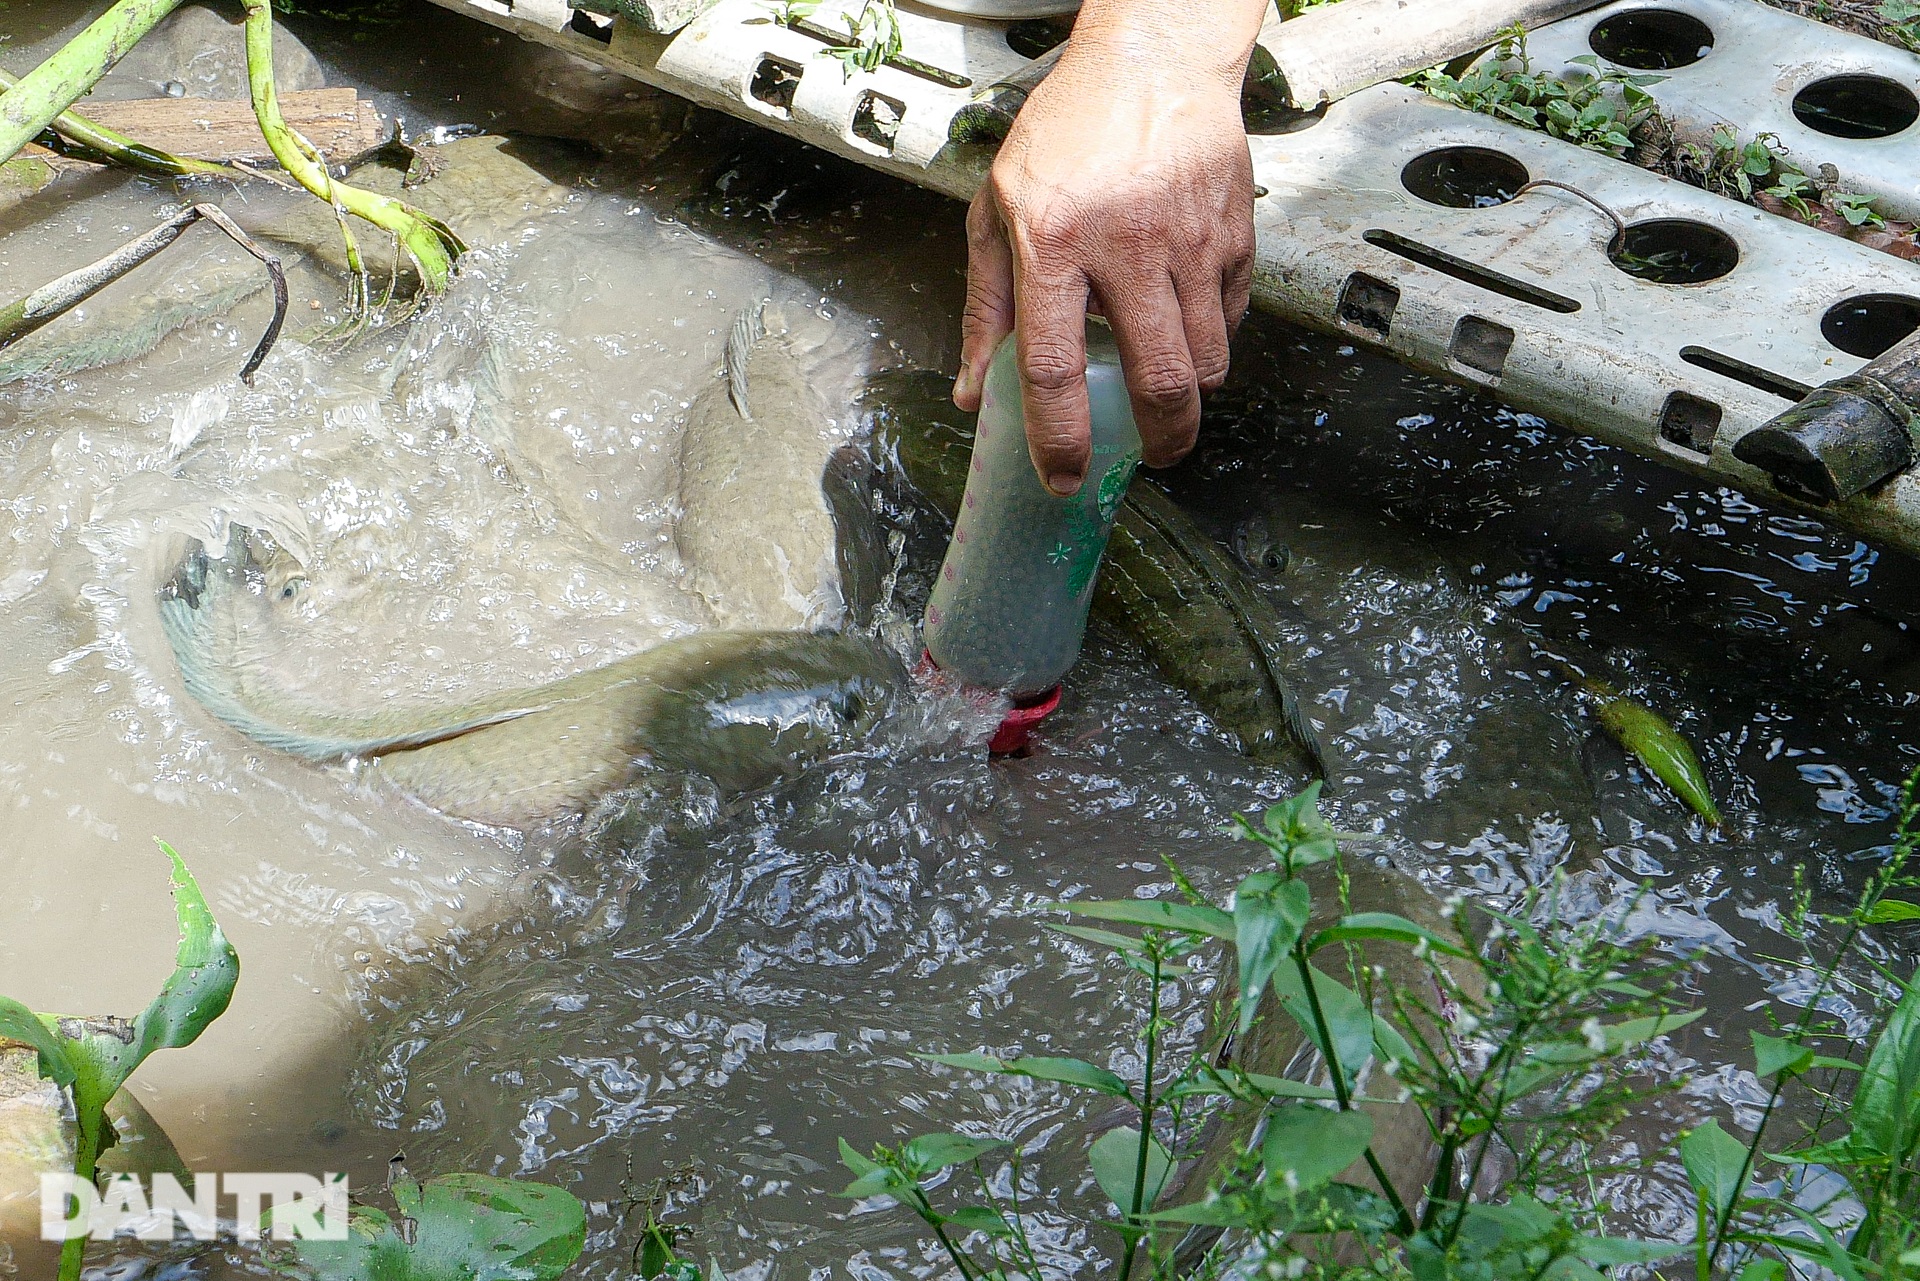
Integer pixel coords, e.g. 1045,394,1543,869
853,90,905,152
568,7,613,42
1362,229,1581,314
1679,346,1813,402
1450,315,1514,378
751,55,804,115
1337,271,1399,337
1659,390,1723,456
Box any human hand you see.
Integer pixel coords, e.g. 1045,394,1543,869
952,13,1263,497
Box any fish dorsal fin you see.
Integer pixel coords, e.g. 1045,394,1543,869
725,302,767,423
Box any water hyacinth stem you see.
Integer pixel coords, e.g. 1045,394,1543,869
0,0,188,165
241,0,463,294
0,68,232,180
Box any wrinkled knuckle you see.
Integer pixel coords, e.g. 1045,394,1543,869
1022,341,1084,394
1134,357,1197,412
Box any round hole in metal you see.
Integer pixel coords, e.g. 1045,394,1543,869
1588,9,1714,69
1004,19,1069,58
1401,147,1531,208
1792,74,1919,139
1609,219,1740,284
1821,294,1920,358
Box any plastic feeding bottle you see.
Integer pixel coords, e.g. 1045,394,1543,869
923,322,1142,749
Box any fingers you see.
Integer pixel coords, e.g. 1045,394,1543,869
1014,264,1094,496
1100,272,1201,469
955,190,1014,412
1177,266,1233,398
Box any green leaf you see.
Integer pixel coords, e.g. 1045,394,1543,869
1678,1119,1751,1226
1252,782,1340,867
1862,898,1920,924
1047,924,1150,955
916,1052,1130,1098
900,1133,1003,1175
1233,872,1310,1035
1594,695,1722,826
1053,900,1234,940
1572,1236,1687,1265
1737,1260,1788,1281
941,1205,1014,1238
1841,965,1920,1163
1164,1068,1337,1103
133,842,239,1067
1260,1105,1373,1195
0,995,73,1088
838,1137,882,1178
1271,963,1375,1088
1088,1126,1172,1215
1306,912,1469,959
1751,1030,1813,1079
291,1173,587,1281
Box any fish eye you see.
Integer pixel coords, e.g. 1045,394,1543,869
279,577,308,601
1263,547,1290,571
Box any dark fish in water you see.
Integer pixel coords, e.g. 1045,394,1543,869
862,369,1326,771
1233,512,1292,573
157,526,905,828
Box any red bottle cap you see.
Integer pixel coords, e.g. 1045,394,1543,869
917,652,1062,757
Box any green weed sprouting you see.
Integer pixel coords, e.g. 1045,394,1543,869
1671,767,1920,1280
0,842,238,1281
1417,26,1664,158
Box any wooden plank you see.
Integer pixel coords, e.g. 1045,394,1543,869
24,89,385,166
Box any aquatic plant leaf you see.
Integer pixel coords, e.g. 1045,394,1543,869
1259,1105,1372,1196
1246,781,1339,868
1595,695,1722,826
916,1052,1131,1097
1862,898,1920,923
1233,871,1311,1035
1164,1067,1337,1103
899,1133,1003,1175
836,1139,910,1201
1840,965,1920,1164
1053,899,1235,941
1048,924,1151,955
1679,1119,1750,1226
296,1173,587,1281
1737,1260,1789,1281
1088,1126,1171,1214
1306,912,1470,959
1570,1235,1687,1265
131,841,239,1069
0,995,74,1087
1751,1030,1814,1079
939,1206,1014,1239
1271,963,1374,1088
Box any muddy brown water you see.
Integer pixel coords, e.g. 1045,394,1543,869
1,2,1917,1276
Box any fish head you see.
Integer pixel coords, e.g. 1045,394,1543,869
1233,513,1291,573
160,524,310,620
648,632,908,792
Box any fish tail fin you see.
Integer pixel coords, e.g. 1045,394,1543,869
725,302,767,423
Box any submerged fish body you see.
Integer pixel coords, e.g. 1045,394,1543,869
865,370,1325,770
160,526,905,827
678,306,844,632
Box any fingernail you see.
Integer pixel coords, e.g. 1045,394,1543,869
1046,472,1084,497
953,363,978,403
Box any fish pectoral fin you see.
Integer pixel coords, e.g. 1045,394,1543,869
725,302,768,423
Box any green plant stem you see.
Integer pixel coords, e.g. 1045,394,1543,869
1287,941,1416,1238
240,0,460,292
1116,953,1163,1281
0,68,232,179
56,1082,109,1281
0,0,187,165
